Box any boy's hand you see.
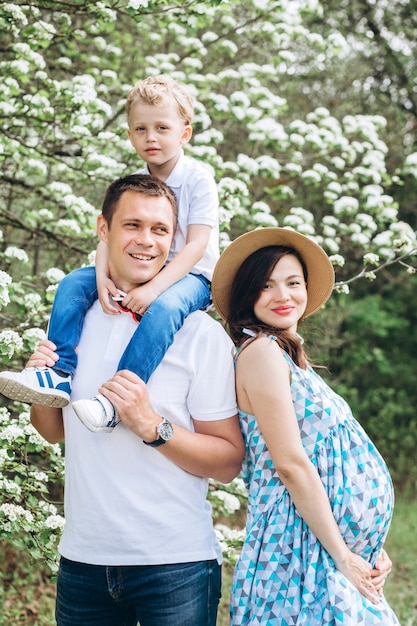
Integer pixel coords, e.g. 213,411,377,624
122,282,161,316
97,277,121,315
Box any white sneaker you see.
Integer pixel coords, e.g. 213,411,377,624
72,393,120,433
0,367,71,407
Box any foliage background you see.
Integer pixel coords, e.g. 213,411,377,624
1,0,417,622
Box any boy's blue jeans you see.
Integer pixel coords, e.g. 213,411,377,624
56,556,221,625
47,266,211,383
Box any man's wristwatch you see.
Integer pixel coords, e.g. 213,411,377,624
143,417,173,447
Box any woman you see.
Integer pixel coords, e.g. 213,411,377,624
211,228,399,625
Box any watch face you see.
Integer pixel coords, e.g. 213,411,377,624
157,420,173,441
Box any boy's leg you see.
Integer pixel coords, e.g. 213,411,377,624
71,274,210,431
0,266,98,407
48,266,98,375
119,273,211,382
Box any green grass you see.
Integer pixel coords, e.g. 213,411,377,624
384,498,417,625
1,497,416,625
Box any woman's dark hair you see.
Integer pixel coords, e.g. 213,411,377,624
228,245,308,368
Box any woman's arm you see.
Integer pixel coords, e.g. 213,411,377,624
236,337,380,604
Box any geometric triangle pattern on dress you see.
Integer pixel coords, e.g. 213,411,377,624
231,343,400,625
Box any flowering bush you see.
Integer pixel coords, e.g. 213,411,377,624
0,0,416,595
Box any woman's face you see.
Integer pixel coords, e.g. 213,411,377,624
254,254,308,334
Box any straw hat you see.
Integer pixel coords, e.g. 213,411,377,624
211,227,335,320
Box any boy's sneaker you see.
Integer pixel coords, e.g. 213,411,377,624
0,367,71,408
72,393,120,433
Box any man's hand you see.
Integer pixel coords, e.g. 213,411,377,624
26,339,59,369
99,370,161,442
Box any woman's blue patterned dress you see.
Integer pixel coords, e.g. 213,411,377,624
230,343,400,625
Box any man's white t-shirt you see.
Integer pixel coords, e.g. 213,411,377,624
58,302,237,566
140,150,219,281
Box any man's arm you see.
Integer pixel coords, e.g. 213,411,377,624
99,369,245,483
30,403,64,444
25,339,65,443
161,415,244,483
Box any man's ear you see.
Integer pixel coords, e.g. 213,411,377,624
97,214,108,242
180,125,193,145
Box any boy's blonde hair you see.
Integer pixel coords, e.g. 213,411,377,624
126,75,194,125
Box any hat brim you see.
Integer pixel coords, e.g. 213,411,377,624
211,227,335,321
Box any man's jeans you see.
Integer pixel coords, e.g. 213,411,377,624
48,266,211,383
56,557,222,626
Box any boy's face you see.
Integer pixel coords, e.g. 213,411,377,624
127,98,192,175
97,190,174,293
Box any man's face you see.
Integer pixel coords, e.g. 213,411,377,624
97,190,174,292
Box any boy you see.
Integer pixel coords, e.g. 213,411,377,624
0,75,219,433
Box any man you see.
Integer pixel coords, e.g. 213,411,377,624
29,174,245,626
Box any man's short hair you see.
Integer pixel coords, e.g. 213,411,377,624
126,75,194,125
101,174,178,230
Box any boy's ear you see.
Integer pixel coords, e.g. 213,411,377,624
180,125,193,145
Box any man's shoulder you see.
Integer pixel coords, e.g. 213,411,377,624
180,310,230,342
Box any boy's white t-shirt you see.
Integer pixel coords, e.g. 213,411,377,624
139,151,219,281
58,302,237,566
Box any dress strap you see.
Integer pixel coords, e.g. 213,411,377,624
234,328,277,363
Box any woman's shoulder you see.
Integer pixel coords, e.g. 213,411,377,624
236,333,286,370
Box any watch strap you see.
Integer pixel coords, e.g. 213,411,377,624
143,417,173,447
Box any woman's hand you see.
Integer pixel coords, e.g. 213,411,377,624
371,549,392,596
335,550,380,605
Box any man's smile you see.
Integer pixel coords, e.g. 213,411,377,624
129,252,154,261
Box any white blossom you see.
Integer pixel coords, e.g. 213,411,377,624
329,254,345,267
23,293,42,310
0,478,22,497
256,155,281,178
0,503,33,523
39,208,54,220
333,196,359,216
0,270,12,287
212,489,240,514
0,448,9,467
0,330,23,357
363,253,380,266
33,471,49,483
351,232,371,246
127,0,149,7
46,268,66,284
45,515,66,530
0,407,10,422
301,169,322,183
335,283,350,294
0,424,25,442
